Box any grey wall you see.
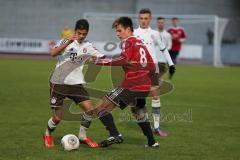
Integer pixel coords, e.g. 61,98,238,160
0,0,239,41
0,0,136,39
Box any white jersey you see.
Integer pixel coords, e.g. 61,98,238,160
159,29,172,51
134,27,166,64
50,39,103,85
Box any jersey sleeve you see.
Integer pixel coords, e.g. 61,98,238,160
166,32,172,50
87,43,105,58
54,39,68,48
167,28,172,34
120,40,133,61
151,32,166,51
95,40,133,66
154,32,174,66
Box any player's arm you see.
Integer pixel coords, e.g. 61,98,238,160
50,35,78,57
87,44,106,61
163,49,176,76
152,34,174,66
167,33,172,50
94,54,128,66
93,43,132,66
152,33,176,77
178,29,186,43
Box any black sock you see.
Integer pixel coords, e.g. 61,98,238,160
137,122,156,146
47,126,55,133
99,113,120,137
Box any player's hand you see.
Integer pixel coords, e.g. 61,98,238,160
178,38,185,43
172,34,179,40
68,35,78,43
92,57,111,65
169,65,176,79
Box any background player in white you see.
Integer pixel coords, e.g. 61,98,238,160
157,17,172,51
157,17,174,79
43,19,103,148
134,8,175,137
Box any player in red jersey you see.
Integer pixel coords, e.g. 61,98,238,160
167,17,186,64
89,17,159,148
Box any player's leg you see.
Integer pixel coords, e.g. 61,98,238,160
78,100,99,148
44,106,62,148
150,72,167,136
175,51,180,64
95,97,123,147
169,50,178,64
152,63,168,137
44,83,65,148
131,99,159,147
69,85,98,148
93,87,130,147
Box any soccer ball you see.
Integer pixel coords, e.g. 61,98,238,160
61,134,80,151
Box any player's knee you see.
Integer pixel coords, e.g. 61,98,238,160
131,107,148,122
51,108,62,124
152,95,159,100
52,115,61,124
152,98,161,107
135,99,146,109
97,109,110,118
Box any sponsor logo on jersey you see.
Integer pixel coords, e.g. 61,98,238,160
68,48,78,62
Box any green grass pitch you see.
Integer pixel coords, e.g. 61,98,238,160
0,59,239,160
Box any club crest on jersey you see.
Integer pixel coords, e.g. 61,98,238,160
83,48,87,53
68,48,77,62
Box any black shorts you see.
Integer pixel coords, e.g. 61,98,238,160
49,83,90,107
169,50,179,64
151,73,160,86
105,87,149,110
158,62,168,77
151,62,168,86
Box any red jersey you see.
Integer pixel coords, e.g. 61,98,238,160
95,36,155,92
167,27,186,52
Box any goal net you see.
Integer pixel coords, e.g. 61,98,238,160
84,12,228,67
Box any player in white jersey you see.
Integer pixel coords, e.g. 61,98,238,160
134,8,176,137
157,17,172,51
157,17,174,80
43,19,103,148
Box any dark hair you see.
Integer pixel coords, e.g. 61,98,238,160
139,8,151,15
75,19,89,31
112,17,133,32
172,17,179,20
157,17,165,21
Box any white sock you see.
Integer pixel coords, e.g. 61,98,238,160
152,99,161,129
78,125,87,140
45,118,57,135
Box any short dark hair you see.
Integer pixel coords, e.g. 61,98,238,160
139,8,151,15
172,17,179,20
157,17,165,21
112,17,133,32
75,19,89,31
